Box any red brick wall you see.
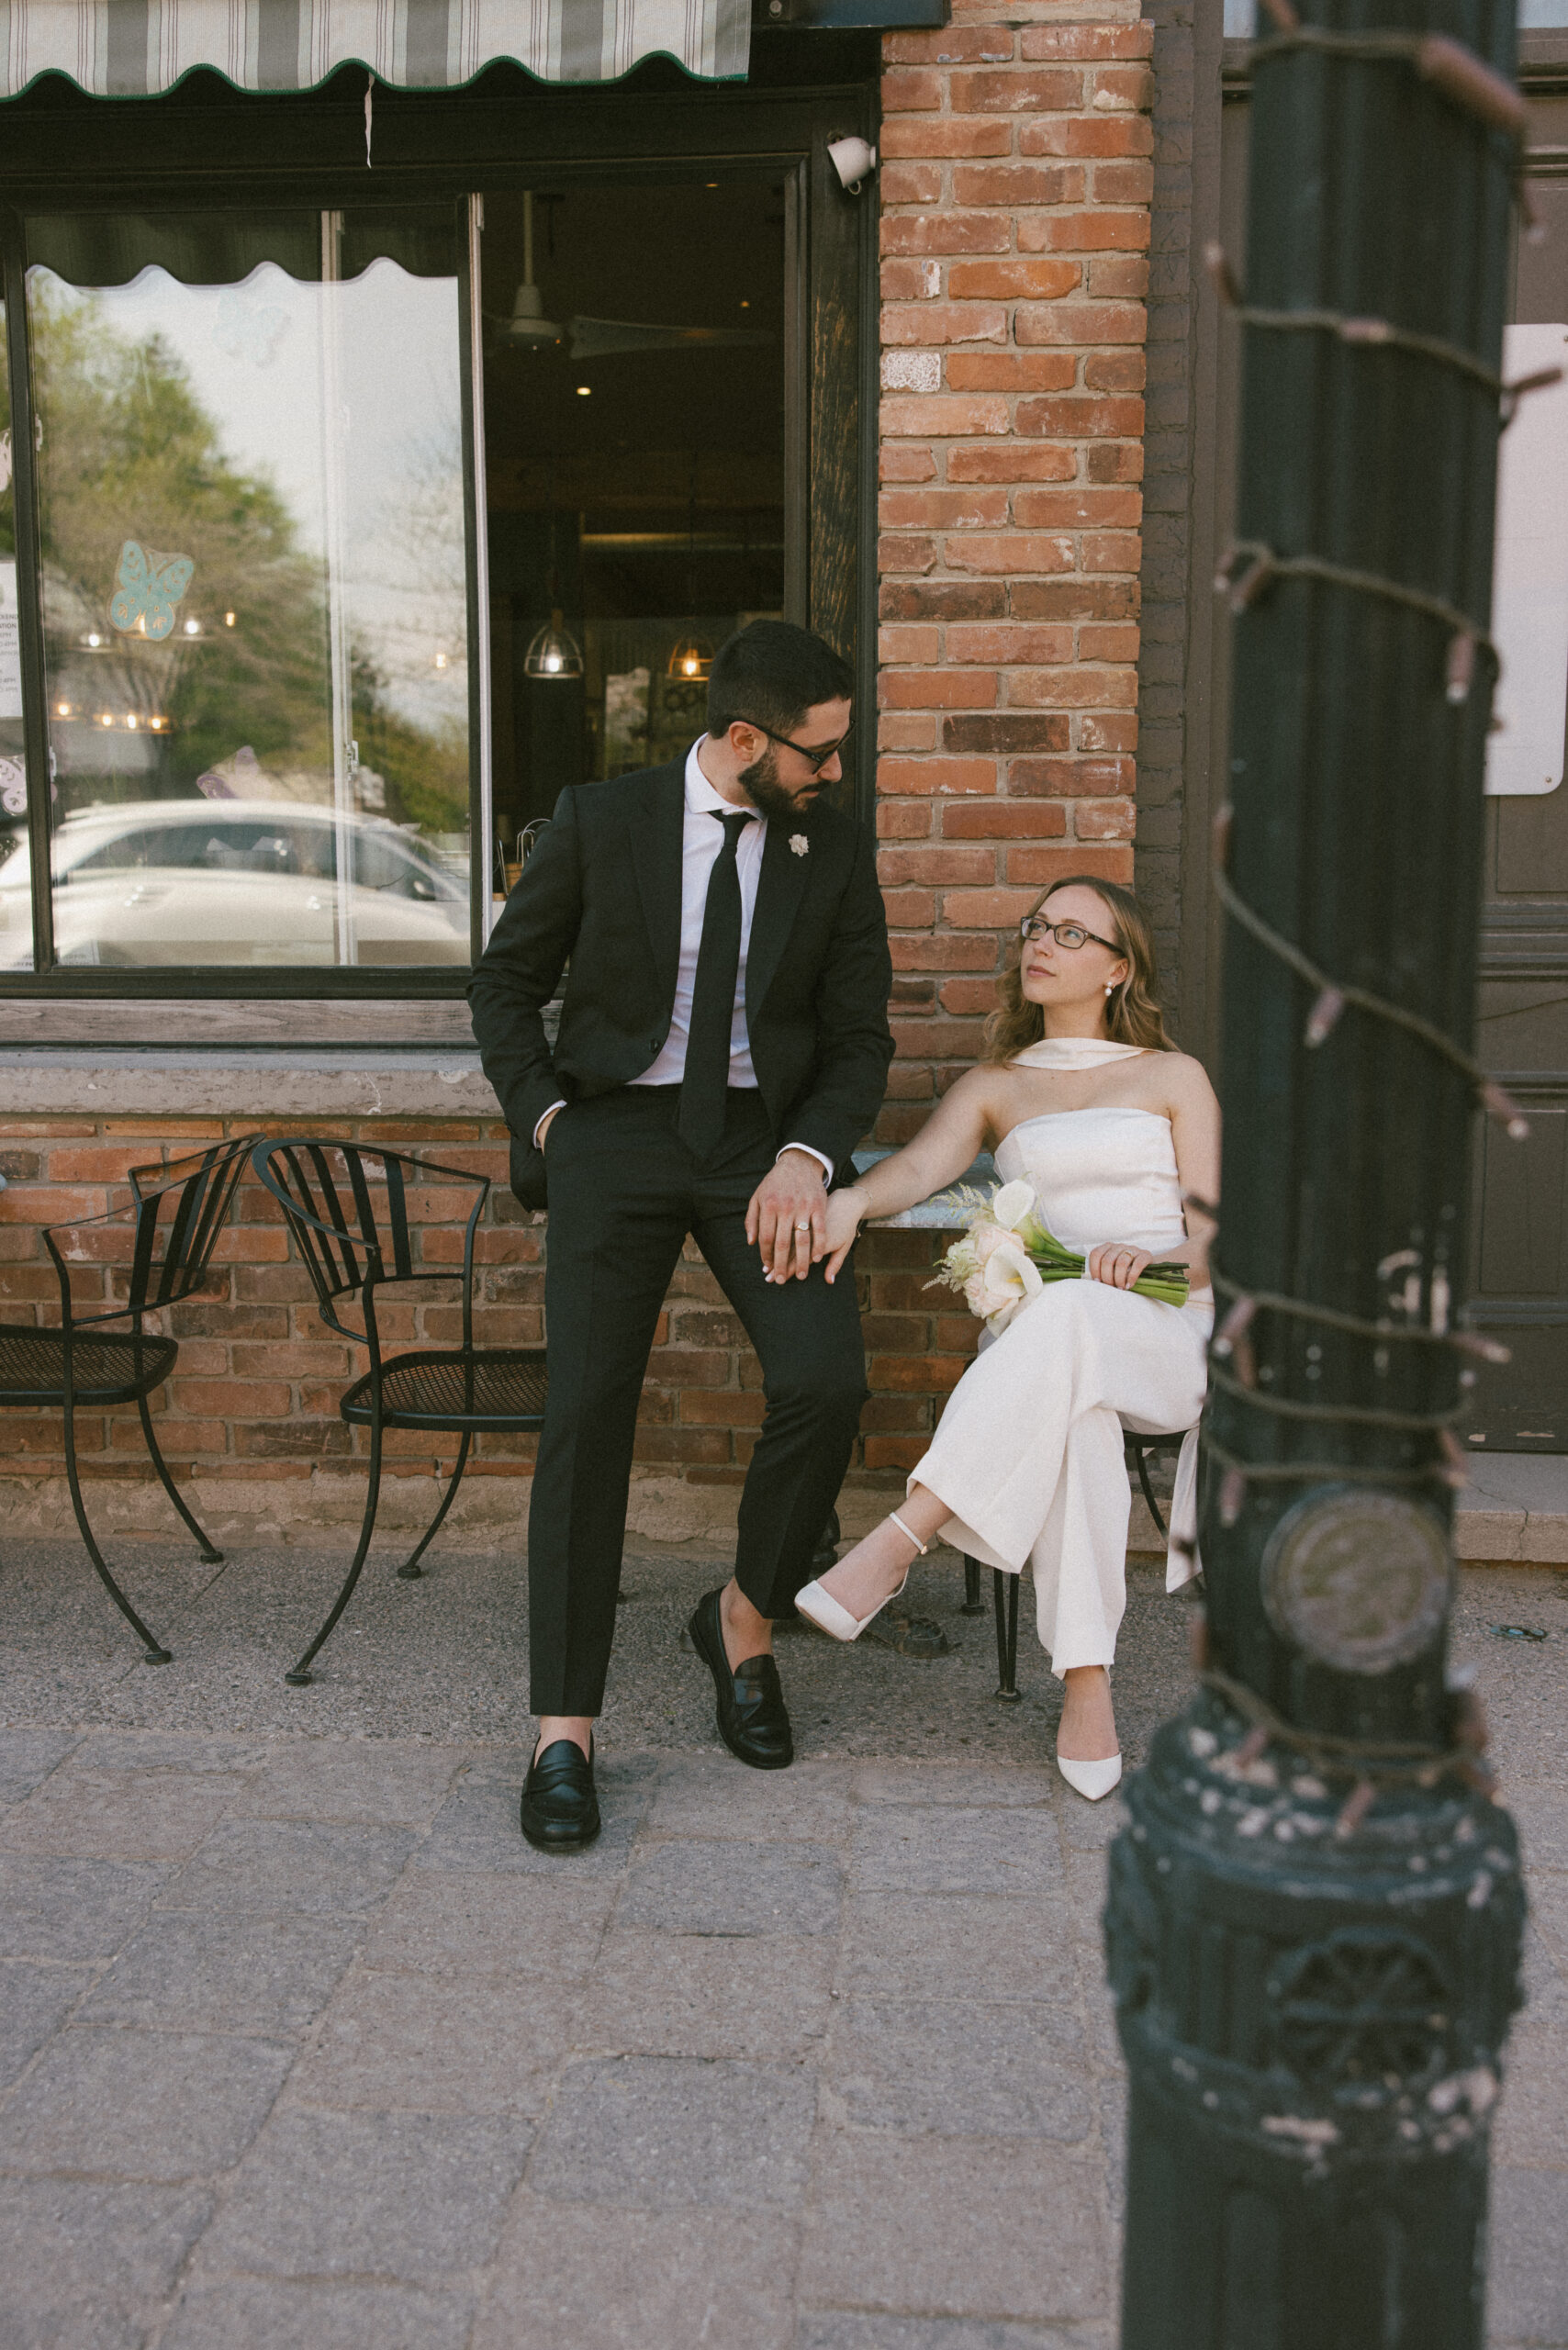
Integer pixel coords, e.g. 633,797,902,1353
874,12,1151,1153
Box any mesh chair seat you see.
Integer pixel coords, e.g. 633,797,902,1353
340,1346,549,1431
0,1324,179,1409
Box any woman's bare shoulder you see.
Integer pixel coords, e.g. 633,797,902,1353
939,1059,1016,1125
1155,1049,1219,1111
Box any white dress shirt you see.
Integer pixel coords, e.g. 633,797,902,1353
633,740,767,1089
534,740,832,1177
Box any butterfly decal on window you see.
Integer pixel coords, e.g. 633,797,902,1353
212,289,289,368
109,543,195,642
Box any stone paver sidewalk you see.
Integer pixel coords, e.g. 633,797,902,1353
2,1533,1567,2347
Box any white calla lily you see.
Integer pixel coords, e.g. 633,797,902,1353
990,1180,1037,1233
974,1237,1045,1333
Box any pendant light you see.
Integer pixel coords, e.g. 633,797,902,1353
523,462,584,681
524,609,583,679
666,453,713,682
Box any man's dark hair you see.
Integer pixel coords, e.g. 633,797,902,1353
706,621,854,741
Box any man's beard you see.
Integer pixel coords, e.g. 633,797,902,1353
737,745,817,824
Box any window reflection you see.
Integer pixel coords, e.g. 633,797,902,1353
16,208,471,969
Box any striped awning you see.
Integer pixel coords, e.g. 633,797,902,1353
0,0,750,95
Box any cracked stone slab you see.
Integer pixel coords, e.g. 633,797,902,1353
224,1741,465,1828
77,1911,364,2036
0,1959,94,2087
473,2198,798,2350
0,1764,241,1861
849,1807,1066,1897
577,1930,834,2062
162,2277,477,2350
162,1817,420,1918
0,2178,214,2349
0,1727,82,1805
0,2027,291,2180
644,1754,855,1844
854,1762,1058,1809
197,2108,532,2280
828,1997,1091,2140
836,1895,1076,2003
286,1965,583,2117
356,1870,617,1980
618,1840,842,1936
0,1853,171,1961
529,2054,816,2210
800,2133,1108,2322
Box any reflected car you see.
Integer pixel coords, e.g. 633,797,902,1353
0,800,470,967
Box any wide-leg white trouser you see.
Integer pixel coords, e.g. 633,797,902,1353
910,1280,1212,1677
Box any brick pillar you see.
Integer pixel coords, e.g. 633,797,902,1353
876,10,1156,1146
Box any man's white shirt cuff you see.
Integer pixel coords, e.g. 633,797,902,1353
778,1143,834,1181
533,1101,567,1149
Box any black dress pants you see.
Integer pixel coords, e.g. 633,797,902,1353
529,1085,869,1717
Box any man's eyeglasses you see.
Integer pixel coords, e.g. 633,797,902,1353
745,720,853,775
1019,915,1121,955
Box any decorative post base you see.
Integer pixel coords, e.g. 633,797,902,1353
1107,1686,1524,2350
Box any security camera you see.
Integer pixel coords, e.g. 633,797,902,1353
827,136,878,194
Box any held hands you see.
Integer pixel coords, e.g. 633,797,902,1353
822,1187,868,1284
1086,1241,1153,1291
747,1150,829,1282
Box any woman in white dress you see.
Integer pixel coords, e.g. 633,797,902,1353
795,877,1220,1798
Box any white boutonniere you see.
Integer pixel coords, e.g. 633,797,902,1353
790,834,809,856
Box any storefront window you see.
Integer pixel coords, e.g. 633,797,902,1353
19,207,470,969
482,179,787,860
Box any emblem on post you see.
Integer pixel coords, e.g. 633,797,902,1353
1260,1486,1454,1673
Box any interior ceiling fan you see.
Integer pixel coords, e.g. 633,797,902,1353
490,193,773,355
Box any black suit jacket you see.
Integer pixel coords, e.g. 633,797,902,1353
467,754,895,1209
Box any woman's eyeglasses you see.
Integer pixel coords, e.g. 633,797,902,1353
745,720,854,775
1019,915,1121,954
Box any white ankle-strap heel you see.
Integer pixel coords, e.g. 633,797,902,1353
795,1512,922,1643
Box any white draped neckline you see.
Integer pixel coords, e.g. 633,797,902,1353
1009,1038,1149,1069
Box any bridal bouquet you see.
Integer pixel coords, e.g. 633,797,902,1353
930,1180,1190,1336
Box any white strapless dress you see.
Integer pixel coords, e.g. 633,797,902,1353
909,1052,1211,1678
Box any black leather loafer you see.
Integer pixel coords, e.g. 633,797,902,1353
687,1588,794,1771
520,1737,600,1851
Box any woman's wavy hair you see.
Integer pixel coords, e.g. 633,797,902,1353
983,875,1175,1061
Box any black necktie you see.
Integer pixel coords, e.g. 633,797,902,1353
678,809,756,1159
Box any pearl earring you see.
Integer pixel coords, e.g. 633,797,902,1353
1104,983,1114,997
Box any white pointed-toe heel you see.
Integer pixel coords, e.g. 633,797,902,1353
1056,1751,1122,1801
795,1513,924,1643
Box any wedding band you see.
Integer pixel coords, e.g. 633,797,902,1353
794,1220,811,1230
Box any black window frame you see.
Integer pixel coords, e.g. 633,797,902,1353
0,53,879,1014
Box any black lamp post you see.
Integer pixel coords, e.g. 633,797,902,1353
1104,1,1529,2340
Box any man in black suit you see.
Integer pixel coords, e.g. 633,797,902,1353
469,621,893,1849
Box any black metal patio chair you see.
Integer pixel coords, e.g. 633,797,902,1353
250,1137,547,1686
0,1136,255,1664
960,1428,1195,1700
